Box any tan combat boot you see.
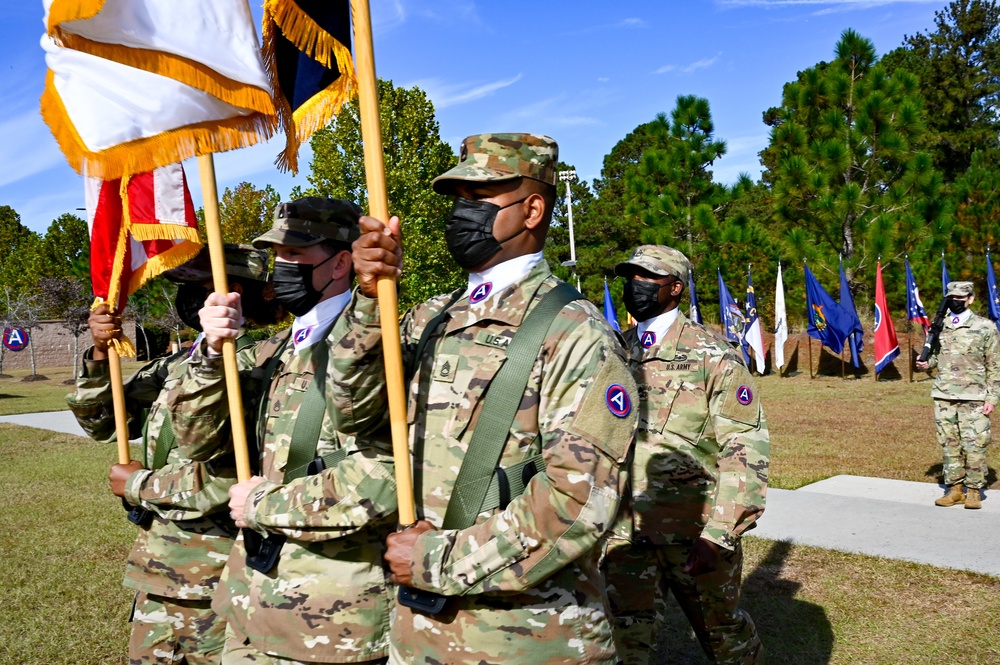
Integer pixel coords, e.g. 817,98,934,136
935,484,966,507
965,488,982,510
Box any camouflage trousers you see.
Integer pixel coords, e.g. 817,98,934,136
934,399,992,489
220,624,388,665
129,592,225,664
603,538,761,665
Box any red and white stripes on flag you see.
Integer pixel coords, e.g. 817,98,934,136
85,163,200,355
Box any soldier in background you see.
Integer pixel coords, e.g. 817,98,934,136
169,198,396,664
327,133,638,664
67,244,277,665
604,245,768,665
916,281,1000,509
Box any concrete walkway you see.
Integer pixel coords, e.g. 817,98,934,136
2,411,998,577
751,475,1000,577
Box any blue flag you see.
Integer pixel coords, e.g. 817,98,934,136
804,263,853,354
689,272,703,324
942,253,951,297
718,269,745,345
839,258,864,368
987,251,1000,333
603,279,621,333
744,268,765,373
905,259,930,330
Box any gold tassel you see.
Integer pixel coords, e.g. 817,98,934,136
54,31,276,115
41,72,279,180
129,225,201,243
46,0,106,36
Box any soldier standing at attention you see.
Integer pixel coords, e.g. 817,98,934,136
604,245,768,665
169,198,396,665
326,133,638,664
67,244,278,665
916,281,1000,509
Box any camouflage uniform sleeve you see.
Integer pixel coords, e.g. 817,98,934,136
167,340,258,461
122,458,237,520
409,310,637,596
241,444,397,542
65,350,168,442
985,325,1000,406
326,289,396,437
926,348,939,370
701,354,769,550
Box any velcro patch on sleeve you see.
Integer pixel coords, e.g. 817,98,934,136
718,365,761,427
569,354,638,463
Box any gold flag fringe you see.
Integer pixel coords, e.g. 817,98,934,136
261,1,357,173
265,0,357,71
47,0,106,36
54,31,276,116
41,71,278,181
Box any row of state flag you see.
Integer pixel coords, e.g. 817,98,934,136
603,252,1000,375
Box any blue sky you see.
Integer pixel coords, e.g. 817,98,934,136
3,0,944,234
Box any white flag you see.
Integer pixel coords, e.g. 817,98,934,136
41,0,276,180
774,262,788,370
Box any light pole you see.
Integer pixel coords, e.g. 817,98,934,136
558,169,580,291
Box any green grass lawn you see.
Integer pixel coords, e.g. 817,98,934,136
0,362,145,417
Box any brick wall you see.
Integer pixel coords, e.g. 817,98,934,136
1,320,138,372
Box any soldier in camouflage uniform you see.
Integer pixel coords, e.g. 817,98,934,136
66,244,276,665
326,133,638,664
168,198,396,664
604,246,768,665
916,281,1000,510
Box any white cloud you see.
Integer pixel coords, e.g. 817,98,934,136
682,54,722,73
408,74,523,109
495,96,601,128
654,53,723,75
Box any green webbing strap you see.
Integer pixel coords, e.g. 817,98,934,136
282,448,349,481
283,327,334,483
479,453,544,513
441,282,580,530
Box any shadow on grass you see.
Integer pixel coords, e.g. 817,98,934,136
655,541,834,664
0,393,22,400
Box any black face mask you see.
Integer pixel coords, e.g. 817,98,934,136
623,279,666,322
175,284,209,332
445,196,528,271
947,298,967,315
272,252,337,317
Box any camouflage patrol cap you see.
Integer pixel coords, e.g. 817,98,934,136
614,245,691,284
164,244,269,283
252,197,362,249
946,281,975,297
432,133,559,195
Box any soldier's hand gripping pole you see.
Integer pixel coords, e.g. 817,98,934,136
108,345,152,524
353,0,446,614
918,297,949,364
198,154,253,482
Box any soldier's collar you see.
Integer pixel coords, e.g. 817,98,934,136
447,259,553,331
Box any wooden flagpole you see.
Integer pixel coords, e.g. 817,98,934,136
108,347,132,464
352,0,417,527
198,154,253,482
